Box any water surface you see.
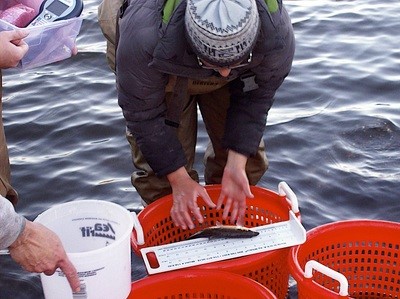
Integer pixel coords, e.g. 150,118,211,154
1,0,399,297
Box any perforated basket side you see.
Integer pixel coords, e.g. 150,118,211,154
289,220,400,299
131,185,295,298
132,185,292,251
128,269,278,299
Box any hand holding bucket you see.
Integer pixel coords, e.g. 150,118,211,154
34,200,134,299
8,220,81,292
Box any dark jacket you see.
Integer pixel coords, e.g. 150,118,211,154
117,0,295,176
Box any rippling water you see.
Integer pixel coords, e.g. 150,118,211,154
1,0,399,298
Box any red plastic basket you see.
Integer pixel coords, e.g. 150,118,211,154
128,269,277,299
289,220,400,298
131,183,300,299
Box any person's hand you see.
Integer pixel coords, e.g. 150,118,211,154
168,167,216,229
71,45,78,56
8,220,81,292
216,150,254,226
0,30,29,69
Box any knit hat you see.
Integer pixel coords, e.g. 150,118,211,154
185,0,260,67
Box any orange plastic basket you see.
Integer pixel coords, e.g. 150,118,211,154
289,220,400,298
131,183,301,299
128,269,277,299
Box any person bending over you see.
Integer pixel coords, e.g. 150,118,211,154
99,0,295,229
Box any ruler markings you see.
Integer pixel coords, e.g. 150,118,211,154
141,211,306,274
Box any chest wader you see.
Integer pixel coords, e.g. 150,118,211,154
100,0,269,205
129,76,268,206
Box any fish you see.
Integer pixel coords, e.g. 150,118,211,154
187,225,259,240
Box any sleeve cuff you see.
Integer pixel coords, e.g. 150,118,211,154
0,196,26,249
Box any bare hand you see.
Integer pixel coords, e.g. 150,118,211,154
71,45,78,56
8,220,80,292
216,150,254,226
168,167,216,229
0,30,29,69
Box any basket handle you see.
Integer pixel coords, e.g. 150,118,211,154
304,260,349,297
131,212,145,246
278,181,300,214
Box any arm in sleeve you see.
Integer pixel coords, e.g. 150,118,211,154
0,195,26,250
223,22,295,156
116,8,186,176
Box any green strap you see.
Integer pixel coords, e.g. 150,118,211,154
163,0,279,24
266,0,279,13
163,0,181,23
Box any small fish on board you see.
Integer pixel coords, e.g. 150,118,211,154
187,225,259,240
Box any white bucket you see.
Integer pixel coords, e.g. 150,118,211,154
34,200,133,299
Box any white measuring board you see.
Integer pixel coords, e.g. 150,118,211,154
140,211,306,274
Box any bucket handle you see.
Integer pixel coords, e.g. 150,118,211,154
278,181,300,214
131,212,145,246
304,260,349,297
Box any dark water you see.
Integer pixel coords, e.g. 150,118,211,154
1,0,399,298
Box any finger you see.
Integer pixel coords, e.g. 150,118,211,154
244,185,254,199
216,192,225,210
182,209,195,230
184,195,200,229
236,209,245,227
229,201,239,224
59,259,81,292
10,29,29,41
20,42,29,53
72,45,78,56
171,207,187,230
222,198,233,219
235,199,247,226
199,189,216,209
43,269,56,276
172,198,194,230
192,205,203,224
10,38,23,46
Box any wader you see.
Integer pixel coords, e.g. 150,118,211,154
98,0,268,205
127,77,268,205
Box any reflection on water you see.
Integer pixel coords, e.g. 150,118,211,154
1,0,399,298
